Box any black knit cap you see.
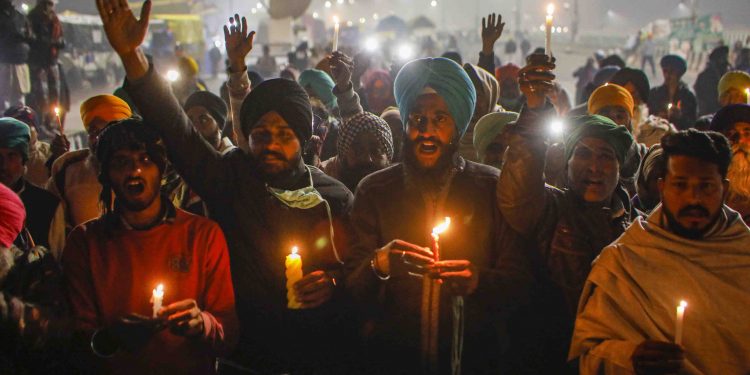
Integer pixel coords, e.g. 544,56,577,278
239,78,313,147
611,68,651,103
184,91,228,126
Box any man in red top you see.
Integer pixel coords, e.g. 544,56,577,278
62,118,238,374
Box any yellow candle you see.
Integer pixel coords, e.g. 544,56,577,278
332,16,340,52
675,300,687,345
286,246,303,309
745,88,750,105
545,4,554,56
151,283,164,318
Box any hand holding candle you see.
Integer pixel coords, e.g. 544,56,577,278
286,246,303,309
151,284,164,318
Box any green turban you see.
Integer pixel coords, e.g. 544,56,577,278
0,117,31,162
298,69,338,110
473,111,519,161
564,115,634,166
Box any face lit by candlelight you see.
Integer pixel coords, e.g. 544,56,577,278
404,94,458,171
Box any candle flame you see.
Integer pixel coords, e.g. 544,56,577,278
153,283,164,297
54,107,60,116
745,88,750,96
432,217,451,236
333,15,340,24
546,3,555,16
668,103,673,110
291,246,299,255
679,300,687,308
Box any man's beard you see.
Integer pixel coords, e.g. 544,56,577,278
663,203,717,240
402,136,459,184
727,144,750,203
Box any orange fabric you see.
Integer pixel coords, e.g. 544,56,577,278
79,95,132,131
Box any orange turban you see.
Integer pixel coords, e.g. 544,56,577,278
588,83,634,118
80,95,132,131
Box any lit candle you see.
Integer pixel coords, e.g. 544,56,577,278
545,4,555,56
332,16,340,52
286,246,303,309
151,284,164,318
745,88,750,105
53,106,63,134
431,217,451,261
675,300,687,345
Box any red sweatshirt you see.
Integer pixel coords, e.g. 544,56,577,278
63,207,238,374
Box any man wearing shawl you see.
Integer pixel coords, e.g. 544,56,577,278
345,57,531,374
647,55,697,130
47,94,132,230
498,54,634,374
570,129,750,374
100,7,358,373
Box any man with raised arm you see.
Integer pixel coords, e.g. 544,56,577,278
95,2,358,372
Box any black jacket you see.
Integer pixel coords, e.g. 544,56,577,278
16,179,59,250
0,4,30,64
125,66,359,374
647,82,698,130
345,159,532,374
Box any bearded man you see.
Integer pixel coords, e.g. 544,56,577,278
710,104,750,222
345,57,530,374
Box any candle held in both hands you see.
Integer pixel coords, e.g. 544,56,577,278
151,284,164,318
286,246,303,309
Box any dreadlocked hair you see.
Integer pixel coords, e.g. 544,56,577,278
95,117,167,213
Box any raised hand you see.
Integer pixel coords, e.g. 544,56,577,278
519,53,556,109
223,14,256,73
329,51,354,90
96,0,151,57
481,13,505,55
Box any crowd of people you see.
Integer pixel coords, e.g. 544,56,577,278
1,0,750,374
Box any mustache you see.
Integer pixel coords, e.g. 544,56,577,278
259,150,287,161
413,136,445,146
677,205,710,218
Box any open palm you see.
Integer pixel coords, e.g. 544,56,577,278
224,14,256,67
96,0,152,56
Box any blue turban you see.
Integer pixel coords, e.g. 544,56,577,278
0,117,31,162
394,57,477,138
298,69,338,110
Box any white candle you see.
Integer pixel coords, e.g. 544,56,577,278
332,16,340,52
286,246,303,309
675,300,687,345
545,4,554,56
54,106,63,133
151,284,164,318
745,88,750,105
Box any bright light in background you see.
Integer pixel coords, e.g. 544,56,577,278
166,70,180,82
364,36,379,52
251,8,257,14
562,26,569,33
324,1,332,8
398,44,414,60
337,0,344,4
548,119,565,136
346,21,353,27
372,13,379,20
256,2,263,9
348,0,355,4
21,3,29,12
359,17,366,24
214,40,222,48
430,0,437,7
312,12,319,19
